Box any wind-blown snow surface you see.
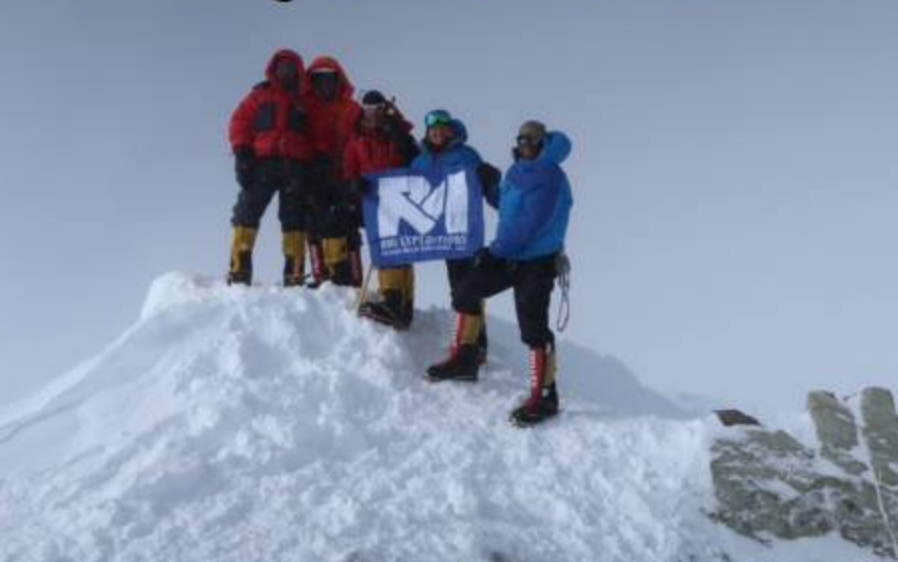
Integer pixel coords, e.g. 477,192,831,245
0,273,881,562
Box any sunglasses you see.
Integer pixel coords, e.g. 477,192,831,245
425,110,452,129
516,135,543,148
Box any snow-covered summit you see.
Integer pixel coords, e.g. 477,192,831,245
0,273,884,562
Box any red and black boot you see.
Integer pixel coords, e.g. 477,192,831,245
348,231,364,289
425,313,483,382
307,236,327,288
510,344,560,427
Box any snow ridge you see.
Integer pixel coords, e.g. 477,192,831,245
0,273,876,562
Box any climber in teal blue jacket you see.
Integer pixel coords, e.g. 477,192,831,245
426,120,573,428
412,109,501,360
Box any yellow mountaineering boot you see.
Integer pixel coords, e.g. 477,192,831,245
359,266,413,329
323,237,354,286
227,226,257,285
399,266,415,326
282,230,307,287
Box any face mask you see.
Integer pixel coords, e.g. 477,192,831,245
312,72,339,101
274,60,299,86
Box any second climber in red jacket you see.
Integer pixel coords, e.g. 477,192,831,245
305,56,363,287
227,49,316,286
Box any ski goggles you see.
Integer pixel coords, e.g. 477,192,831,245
424,110,452,129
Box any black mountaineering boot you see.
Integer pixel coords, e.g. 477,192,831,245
228,265,252,286
426,343,480,382
400,299,414,328
425,313,484,382
330,260,355,286
359,290,408,330
477,328,488,365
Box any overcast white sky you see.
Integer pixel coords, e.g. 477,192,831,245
1,1,897,411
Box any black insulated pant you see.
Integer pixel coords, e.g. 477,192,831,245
231,158,311,232
452,253,558,348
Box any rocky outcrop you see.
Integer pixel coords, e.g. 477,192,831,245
862,388,898,488
710,387,898,559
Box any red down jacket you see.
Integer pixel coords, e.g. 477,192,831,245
343,112,416,179
229,49,316,162
306,56,362,177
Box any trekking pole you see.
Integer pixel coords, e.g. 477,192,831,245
356,264,375,315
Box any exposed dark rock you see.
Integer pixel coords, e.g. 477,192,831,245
714,409,761,427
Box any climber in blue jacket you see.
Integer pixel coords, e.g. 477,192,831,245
426,120,573,427
411,109,500,357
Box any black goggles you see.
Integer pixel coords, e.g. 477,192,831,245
311,71,338,85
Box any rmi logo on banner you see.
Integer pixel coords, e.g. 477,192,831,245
362,167,485,268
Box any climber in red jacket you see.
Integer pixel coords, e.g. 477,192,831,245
344,90,419,328
305,56,363,287
227,49,316,287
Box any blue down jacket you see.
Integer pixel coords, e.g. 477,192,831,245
489,131,573,260
410,119,499,208
410,119,482,181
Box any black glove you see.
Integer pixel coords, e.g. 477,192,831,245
349,203,364,229
382,115,398,139
476,162,501,191
313,154,332,183
348,178,371,197
382,102,401,134
341,202,363,230
347,229,363,250
287,162,311,192
473,247,503,269
234,146,256,188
